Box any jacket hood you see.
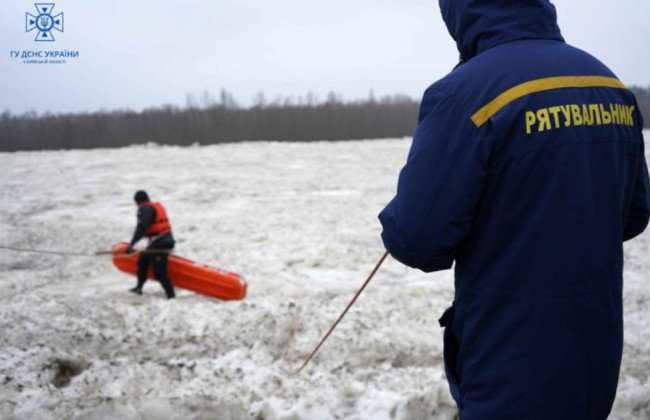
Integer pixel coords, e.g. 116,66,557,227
439,0,564,62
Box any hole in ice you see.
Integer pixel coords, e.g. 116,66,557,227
50,357,89,388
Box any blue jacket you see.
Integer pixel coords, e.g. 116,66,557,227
379,0,650,418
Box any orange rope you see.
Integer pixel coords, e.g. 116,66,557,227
292,251,389,375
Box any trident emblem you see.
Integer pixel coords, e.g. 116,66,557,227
26,3,64,42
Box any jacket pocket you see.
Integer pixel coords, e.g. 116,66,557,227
439,305,461,403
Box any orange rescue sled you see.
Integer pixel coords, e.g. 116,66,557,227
112,242,246,300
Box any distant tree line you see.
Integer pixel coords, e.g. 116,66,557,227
1,87,649,152
0,91,419,152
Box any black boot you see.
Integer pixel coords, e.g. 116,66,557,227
130,286,143,295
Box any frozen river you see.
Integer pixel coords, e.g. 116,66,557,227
1,134,648,419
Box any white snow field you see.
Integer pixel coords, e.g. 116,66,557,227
0,132,649,420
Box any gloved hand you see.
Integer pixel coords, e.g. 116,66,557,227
125,245,135,254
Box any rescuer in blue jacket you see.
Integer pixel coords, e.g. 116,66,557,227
379,0,650,418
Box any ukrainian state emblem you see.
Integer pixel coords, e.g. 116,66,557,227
26,3,64,42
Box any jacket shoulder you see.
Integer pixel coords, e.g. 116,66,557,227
424,40,623,126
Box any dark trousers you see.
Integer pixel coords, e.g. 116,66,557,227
137,234,175,298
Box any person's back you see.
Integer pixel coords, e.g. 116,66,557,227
379,0,650,418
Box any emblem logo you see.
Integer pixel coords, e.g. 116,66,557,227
26,3,64,42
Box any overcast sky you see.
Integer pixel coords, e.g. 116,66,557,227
1,0,648,115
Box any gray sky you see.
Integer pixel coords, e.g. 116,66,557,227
1,0,648,115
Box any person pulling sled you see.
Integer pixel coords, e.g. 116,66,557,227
127,190,176,299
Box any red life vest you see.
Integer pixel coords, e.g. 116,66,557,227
140,202,172,237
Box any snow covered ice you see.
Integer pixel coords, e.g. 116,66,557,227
1,133,649,419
